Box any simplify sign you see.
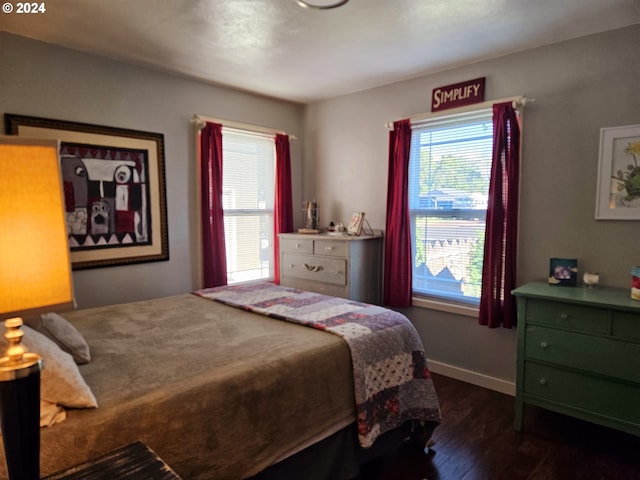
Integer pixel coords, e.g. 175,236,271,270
431,77,485,112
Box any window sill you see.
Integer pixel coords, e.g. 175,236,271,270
411,295,479,318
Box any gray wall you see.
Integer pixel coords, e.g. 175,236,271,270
2,26,638,387
0,32,305,309
304,25,640,385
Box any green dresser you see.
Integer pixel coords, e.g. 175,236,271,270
512,282,640,436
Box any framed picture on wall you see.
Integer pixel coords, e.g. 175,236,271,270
5,113,169,269
595,123,640,220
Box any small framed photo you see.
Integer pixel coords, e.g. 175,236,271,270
595,124,640,220
549,258,578,287
347,212,366,236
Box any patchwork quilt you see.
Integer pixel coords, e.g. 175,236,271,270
195,282,441,448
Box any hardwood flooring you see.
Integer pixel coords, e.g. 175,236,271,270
359,373,640,480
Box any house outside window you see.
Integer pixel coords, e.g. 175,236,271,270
408,108,493,306
222,128,275,283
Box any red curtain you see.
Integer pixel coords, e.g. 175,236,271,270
384,119,412,307
274,134,294,284
479,102,521,328
199,122,228,288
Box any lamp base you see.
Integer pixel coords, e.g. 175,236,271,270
0,367,40,480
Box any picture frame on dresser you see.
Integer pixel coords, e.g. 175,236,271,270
5,113,169,270
347,211,366,235
595,123,640,220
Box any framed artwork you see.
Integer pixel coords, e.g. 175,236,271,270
595,124,640,220
347,211,366,235
5,113,169,270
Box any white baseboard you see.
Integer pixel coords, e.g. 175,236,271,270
427,360,516,397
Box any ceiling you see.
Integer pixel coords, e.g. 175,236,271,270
2,0,639,103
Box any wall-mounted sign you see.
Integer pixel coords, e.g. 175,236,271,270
431,77,486,112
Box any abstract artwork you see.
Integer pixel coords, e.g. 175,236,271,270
5,114,169,269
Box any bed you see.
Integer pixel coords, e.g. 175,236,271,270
0,282,440,479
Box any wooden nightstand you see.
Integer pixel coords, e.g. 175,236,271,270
43,441,182,479
512,282,640,437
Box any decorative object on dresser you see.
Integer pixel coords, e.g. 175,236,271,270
513,282,640,437
279,232,383,304
632,266,640,300
548,258,578,286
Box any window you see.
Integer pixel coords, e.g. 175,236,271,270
408,109,493,306
222,128,275,283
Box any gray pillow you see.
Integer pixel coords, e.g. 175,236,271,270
25,312,91,365
20,325,97,409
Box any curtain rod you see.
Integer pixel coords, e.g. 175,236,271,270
384,95,534,130
192,114,297,140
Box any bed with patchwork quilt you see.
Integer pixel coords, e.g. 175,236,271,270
0,282,440,480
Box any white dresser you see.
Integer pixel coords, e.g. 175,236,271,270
278,232,383,304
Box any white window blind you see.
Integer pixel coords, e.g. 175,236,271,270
408,108,493,305
222,128,275,283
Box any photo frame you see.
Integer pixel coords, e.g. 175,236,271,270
549,258,578,287
347,211,366,236
595,124,640,220
5,113,169,270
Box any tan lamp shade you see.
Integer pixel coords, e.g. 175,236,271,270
0,137,74,318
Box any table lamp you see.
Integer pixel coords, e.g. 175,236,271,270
0,136,74,480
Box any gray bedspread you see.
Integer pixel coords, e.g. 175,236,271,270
0,294,355,479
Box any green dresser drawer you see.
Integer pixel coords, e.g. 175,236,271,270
525,325,640,383
526,299,609,334
613,311,640,342
524,362,640,425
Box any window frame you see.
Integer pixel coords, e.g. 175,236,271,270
408,106,494,311
220,127,276,284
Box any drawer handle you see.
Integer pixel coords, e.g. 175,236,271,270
324,246,334,251
539,378,547,386
304,264,323,273
540,341,548,349
294,243,302,249
559,312,569,320
331,269,341,276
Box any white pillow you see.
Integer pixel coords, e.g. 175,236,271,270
19,325,97,409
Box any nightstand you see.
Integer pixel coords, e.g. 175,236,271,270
43,441,182,479
513,282,640,437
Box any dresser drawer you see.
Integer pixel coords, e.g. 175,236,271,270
281,253,346,286
525,325,640,383
612,311,640,342
280,277,348,298
526,299,609,334
280,238,313,254
314,240,347,258
524,362,640,425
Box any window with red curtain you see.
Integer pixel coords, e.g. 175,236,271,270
388,101,522,327
199,123,292,287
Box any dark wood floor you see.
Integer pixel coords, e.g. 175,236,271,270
359,373,640,480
